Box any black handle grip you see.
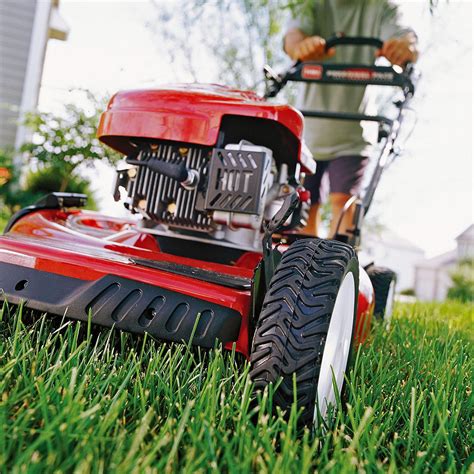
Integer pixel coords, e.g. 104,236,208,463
126,157,189,182
325,34,384,51
293,35,384,72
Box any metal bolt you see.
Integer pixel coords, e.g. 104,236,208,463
167,202,177,215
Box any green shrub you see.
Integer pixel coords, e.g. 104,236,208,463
0,146,97,220
25,167,97,210
447,259,474,303
21,91,121,193
0,148,38,217
1,91,120,223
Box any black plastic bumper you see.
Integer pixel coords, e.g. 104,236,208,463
0,262,241,348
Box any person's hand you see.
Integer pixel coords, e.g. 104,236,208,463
290,35,336,62
377,34,418,66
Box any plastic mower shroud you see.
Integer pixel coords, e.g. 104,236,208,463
0,198,255,355
0,194,373,358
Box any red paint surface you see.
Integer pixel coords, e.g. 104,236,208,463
1,210,255,355
302,64,323,80
97,84,310,171
1,209,374,356
296,186,311,203
354,266,375,345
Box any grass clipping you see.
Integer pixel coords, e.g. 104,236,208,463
0,301,472,472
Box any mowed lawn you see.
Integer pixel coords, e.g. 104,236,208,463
1,301,472,473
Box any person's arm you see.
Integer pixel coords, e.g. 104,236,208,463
377,32,418,66
284,28,335,62
379,1,419,66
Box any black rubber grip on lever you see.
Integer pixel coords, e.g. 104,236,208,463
325,35,384,51
126,157,189,182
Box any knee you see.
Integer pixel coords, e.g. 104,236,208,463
330,192,352,208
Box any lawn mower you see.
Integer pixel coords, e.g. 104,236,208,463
0,36,416,427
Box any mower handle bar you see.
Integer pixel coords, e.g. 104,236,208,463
264,62,415,99
325,34,384,51
290,35,385,70
263,36,416,99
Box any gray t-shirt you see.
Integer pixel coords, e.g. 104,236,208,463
288,0,412,160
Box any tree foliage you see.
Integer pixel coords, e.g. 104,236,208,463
1,92,117,222
150,0,439,91
447,259,474,303
149,0,307,90
21,91,121,193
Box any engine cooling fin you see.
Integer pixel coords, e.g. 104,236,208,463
127,142,213,231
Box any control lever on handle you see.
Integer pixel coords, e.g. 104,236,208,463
263,64,282,84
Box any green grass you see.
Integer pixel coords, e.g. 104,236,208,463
1,302,472,473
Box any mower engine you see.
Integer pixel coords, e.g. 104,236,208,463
97,85,314,252
117,140,299,250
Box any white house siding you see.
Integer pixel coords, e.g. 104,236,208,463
414,225,474,301
0,0,37,147
414,249,458,301
415,267,437,300
362,229,425,291
414,263,456,301
456,224,474,260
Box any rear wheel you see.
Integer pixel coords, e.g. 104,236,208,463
250,238,359,427
366,266,397,321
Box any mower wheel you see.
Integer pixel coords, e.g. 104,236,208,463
366,266,397,321
249,238,358,428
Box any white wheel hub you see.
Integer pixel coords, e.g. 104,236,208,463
315,272,356,422
384,279,396,327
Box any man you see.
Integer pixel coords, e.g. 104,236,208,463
284,0,418,237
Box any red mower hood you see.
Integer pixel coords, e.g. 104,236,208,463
97,83,304,156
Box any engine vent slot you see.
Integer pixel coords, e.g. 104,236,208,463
204,148,266,214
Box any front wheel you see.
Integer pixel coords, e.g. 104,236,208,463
249,238,359,428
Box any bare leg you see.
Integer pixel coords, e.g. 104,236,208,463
303,203,320,236
329,192,354,237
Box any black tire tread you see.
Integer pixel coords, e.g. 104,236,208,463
250,238,358,427
366,266,397,319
